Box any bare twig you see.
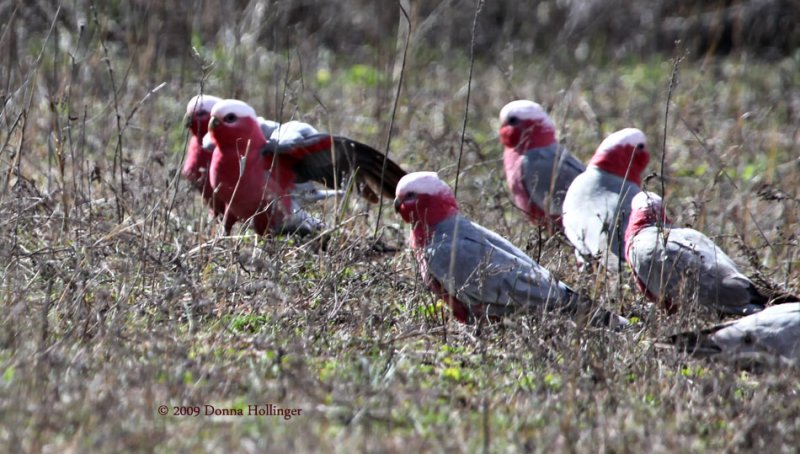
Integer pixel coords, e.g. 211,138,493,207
373,0,411,236
453,0,484,198
661,45,685,206
89,1,126,221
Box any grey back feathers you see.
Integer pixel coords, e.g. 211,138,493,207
630,226,766,315
669,303,800,366
521,143,585,216
426,214,571,316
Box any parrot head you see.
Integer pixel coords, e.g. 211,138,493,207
498,100,557,150
394,172,459,227
184,94,222,138
589,128,650,185
630,191,670,224
208,99,262,153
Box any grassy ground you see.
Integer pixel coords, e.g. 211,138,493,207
1,2,799,452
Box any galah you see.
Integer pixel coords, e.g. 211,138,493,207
668,303,800,366
182,94,229,218
208,99,407,235
393,171,628,327
499,100,585,227
256,119,347,203
625,191,795,315
201,117,344,204
561,128,650,268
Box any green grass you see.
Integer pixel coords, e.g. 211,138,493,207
1,2,799,452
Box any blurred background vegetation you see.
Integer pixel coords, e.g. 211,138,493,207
1,1,799,451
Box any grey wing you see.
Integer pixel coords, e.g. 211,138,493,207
522,145,585,215
257,117,281,141
261,134,407,201
629,228,667,298
631,227,725,303
468,220,537,264
608,180,640,260
669,228,762,314
270,120,320,145
711,303,800,360
670,303,800,363
426,216,569,316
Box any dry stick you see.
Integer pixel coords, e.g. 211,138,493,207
9,5,61,257
662,50,684,211
649,47,685,310
66,24,86,240
160,50,212,264
453,0,484,198
0,3,20,109
0,111,24,197
89,2,125,221
1,2,60,198
447,0,483,320
373,0,410,237
123,82,167,131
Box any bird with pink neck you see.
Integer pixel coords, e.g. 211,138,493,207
499,100,585,229
626,191,797,315
561,128,650,269
394,171,628,327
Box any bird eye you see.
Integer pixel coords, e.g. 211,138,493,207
405,191,417,200
223,113,237,123
507,116,519,125
636,143,645,150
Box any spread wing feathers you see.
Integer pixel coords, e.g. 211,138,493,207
630,227,764,315
263,133,406,202
425,215,572,315
666,303,800,363
266,120,318,144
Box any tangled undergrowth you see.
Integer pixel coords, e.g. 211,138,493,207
1,1,799,451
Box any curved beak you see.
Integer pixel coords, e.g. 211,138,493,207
393,198,401,213
209,116,220,130
183,113,192,128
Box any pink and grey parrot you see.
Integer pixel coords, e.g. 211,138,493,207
393,171,628,327
668,303,800,366
499,100,585,227
561,128,650,268
208,99,407,235
625,191,795,315
182,94,228,217
183,94,339,223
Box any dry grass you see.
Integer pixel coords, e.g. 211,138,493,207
1,1,799,452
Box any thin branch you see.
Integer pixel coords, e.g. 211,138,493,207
661,45,685,205
89,1,125,221
454,0,483,198
373,0,411,236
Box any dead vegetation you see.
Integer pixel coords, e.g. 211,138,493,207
0,1,798,451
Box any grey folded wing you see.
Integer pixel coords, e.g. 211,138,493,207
425,215,569,317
